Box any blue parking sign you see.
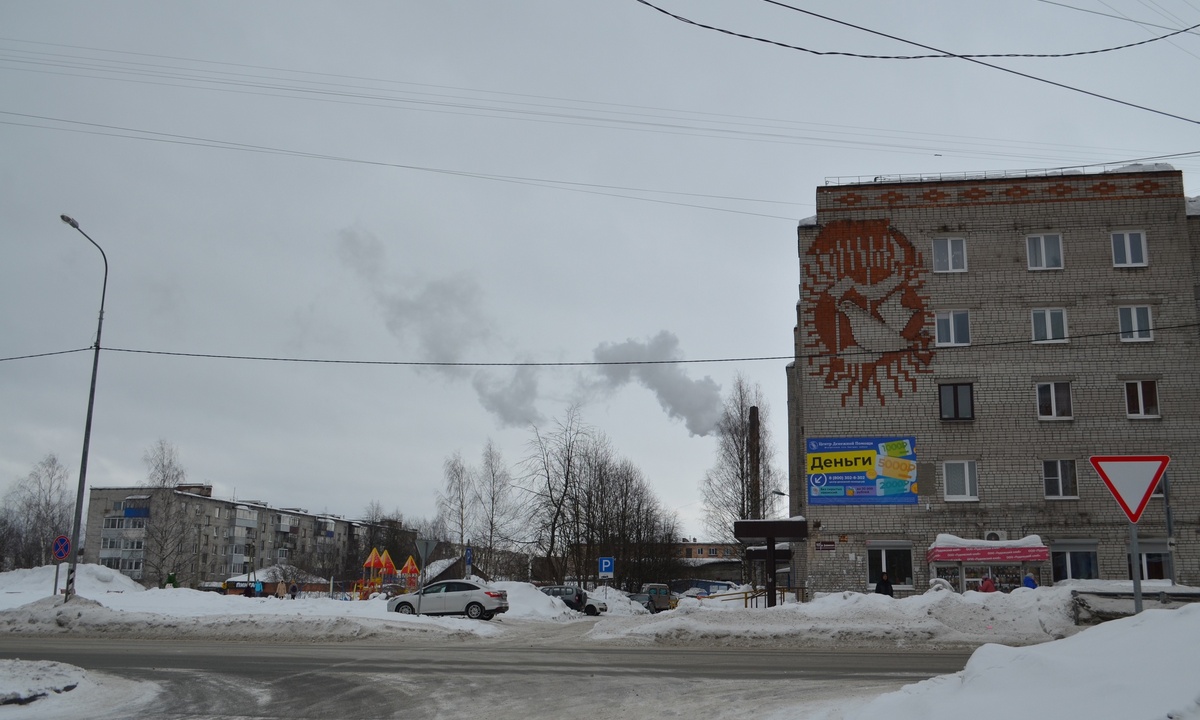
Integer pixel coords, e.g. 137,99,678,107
598,556,614,578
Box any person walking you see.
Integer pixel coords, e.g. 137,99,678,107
874,571,894,597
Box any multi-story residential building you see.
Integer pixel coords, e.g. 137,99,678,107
786,165,1199,597
85,483,382,588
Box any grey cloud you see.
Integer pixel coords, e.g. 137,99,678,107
472,367,544,428
592,331,723,436
337,227,491,379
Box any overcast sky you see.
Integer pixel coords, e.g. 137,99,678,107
3,1,1199,539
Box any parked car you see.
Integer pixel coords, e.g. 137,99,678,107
640,583,672,612
540,585,606,616
387,580,508,620
628,592,653,612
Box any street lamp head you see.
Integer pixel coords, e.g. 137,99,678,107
772,490,788,497
60,214,80,229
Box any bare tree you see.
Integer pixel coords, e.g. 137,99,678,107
140,439,192,587
700,375,783,579
436,451,474,550
1,454,73,568
522,406,589,583
471,439,522,577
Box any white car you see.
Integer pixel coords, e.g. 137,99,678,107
387,579,508,620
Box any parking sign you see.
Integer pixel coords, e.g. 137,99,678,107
598,556,614,579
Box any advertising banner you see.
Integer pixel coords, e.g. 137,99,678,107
806,436,918,505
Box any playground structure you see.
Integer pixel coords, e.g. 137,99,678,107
353,548,420,599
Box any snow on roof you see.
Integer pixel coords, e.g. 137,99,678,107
929,533,1045,549
226,564,325,584
1103,162,1176,173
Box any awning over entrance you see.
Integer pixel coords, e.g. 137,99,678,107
925,533,1049,564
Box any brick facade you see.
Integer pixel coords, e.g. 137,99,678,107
787,168,1199,597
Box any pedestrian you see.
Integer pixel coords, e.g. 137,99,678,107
1022,572,1038,589
874,571,894,597
979,575,997,593
275,581,286,599
289,583,299,600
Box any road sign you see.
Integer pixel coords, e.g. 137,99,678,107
598,556,614,579
1089,455,1170,524
52,535,71,561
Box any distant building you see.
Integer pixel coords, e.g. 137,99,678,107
85,484,392,588
787,165,1199,597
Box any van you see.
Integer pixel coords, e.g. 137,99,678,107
640,583,672,612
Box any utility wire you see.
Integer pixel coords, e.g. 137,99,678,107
1038,0,1200,33
640,0,1200,58
7,323,1198,368
635,0,1200,126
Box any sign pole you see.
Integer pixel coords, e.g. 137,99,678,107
1129,521,1143,614
53,562,61,597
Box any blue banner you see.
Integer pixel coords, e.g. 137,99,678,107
805,436,918,505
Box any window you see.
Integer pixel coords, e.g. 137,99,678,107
685,547,693,558
1125,380,1159,418
932,237,967,272
939,383,974,420
708,547,718,556
1027,234,1063,270
1052,548,1098,581
1043,460,1078,498
1031,308,1068,343
1128,542,1166,583
935,310,971,346
1037,382,1073,419
1112,231,1146,267
1118,306,1152,341
867,544,913,588
943,460,978,501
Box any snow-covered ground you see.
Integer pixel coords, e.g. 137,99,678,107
1,564,1197,719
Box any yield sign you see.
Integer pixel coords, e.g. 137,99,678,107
1089,455,1170,523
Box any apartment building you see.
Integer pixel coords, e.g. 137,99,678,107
786,165,1199,597
85,483,370,588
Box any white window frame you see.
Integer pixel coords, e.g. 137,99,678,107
932,237,967,273
1027,234,1063,270
943,460,978,501
1112,231,1147,267
1118,306,1153,342
1031,308,1068,343
1043,459,1078,499
935,310,971,346
1037,381,1073,420
1125,380,1160,418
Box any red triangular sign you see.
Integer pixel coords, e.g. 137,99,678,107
1089,455,1169,524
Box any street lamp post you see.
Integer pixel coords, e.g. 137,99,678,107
59,214,108,603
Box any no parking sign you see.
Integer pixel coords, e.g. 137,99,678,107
52,535,71,561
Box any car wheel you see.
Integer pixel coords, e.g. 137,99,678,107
395,603,415,614
481,611,495,621
465,602,485,620
585,605,598,616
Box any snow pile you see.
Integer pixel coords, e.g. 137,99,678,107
587,585,651,616
0,564,143,606
590,585,1077,648
491,581,576,621
0,660,83,705
809,603,1200,720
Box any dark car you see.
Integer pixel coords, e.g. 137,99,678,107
540,585,605,615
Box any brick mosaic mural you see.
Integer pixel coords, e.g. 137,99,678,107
803,218,932,407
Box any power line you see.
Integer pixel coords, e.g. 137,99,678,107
7,323,1199,368
1038,0,1200,33
639,0,1200,59
0,111,803,220
635,0,1200,126
0,41,1189,165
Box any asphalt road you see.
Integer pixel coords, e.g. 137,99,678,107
1,629,973,719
